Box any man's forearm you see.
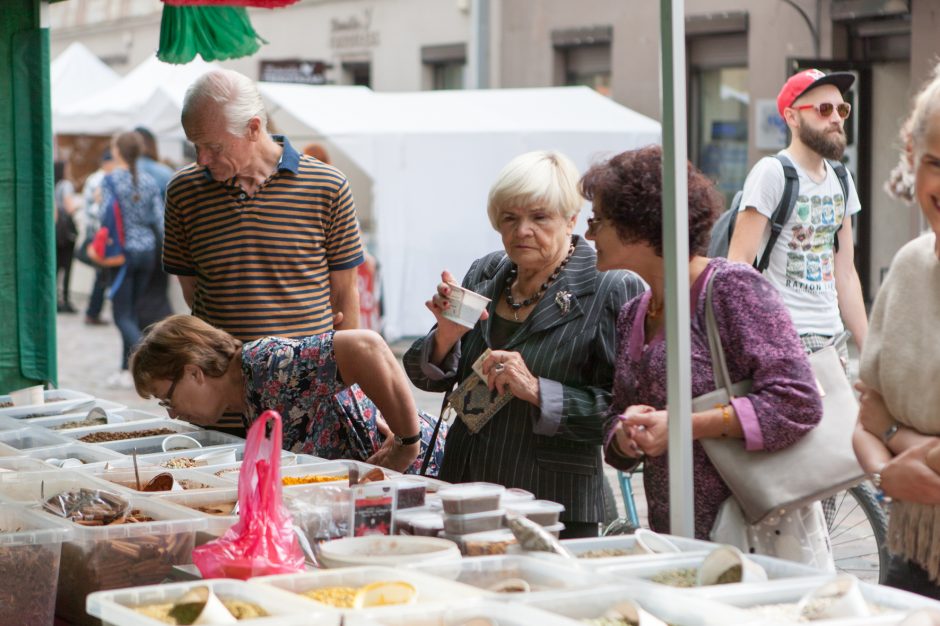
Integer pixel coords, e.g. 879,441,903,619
332,291,360,330
836,268,868,351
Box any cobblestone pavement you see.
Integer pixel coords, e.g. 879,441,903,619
57,295,884,583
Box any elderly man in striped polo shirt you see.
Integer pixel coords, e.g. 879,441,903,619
164,69,395,442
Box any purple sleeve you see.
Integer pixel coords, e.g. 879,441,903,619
602,299,644,470
710,264,822,452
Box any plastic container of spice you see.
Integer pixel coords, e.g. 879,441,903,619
24,441,127,468
503,500,565,526
76,443,246,473
209,455,345,485
62,419,199,445
0,469,127,503
0,455,55,473
86,578,327,626
254,565,485,612
26,408,164,432
154,487,239,546
96,428,245,455
0,504,72,626
38,492,207,625
439,482,505,514
443,508,505,535
0,388,94,419
89,466,234,494
0,426,73,454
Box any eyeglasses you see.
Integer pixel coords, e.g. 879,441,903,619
793,102,852,120
158,376,180,410
586,216,607,235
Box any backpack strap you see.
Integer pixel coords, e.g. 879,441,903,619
828,159,851,254
755,154,799,273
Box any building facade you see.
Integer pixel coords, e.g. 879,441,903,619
50,0,940,301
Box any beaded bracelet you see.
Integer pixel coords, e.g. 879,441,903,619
715,403,732,437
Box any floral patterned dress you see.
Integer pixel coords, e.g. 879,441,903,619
241,333,445,475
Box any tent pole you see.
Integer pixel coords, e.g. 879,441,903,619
660,0,695,538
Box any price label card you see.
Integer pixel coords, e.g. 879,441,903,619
351,483,397,537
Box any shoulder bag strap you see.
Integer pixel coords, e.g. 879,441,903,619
828,159,851,254
756,155,800,273
704,272,736,397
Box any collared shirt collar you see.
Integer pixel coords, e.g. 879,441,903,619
200,134,300,181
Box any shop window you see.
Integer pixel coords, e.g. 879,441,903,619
342,62,371,87
692,66,749,205
552,26,613,97
422,43,467,91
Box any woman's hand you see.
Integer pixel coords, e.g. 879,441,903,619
881,439,940,505
482,350,539,406
625,408,670,457
855,382,894,437
609,405,656,458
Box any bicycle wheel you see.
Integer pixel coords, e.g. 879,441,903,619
825,483,890,584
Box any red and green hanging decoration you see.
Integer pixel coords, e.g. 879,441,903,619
158,0,300,64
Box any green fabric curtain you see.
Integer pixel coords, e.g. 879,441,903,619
0,4,57,392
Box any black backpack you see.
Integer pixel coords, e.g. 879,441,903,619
707,154,850,272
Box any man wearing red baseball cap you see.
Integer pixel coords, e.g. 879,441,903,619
728,68,868,360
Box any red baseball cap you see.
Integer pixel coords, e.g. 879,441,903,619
777,69,855,118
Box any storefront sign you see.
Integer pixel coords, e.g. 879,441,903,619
755,99,787,150
259,60,330,85
330,8,380,50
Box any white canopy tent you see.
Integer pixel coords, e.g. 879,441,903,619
261,84,662,340
53,54,216,139
50,42,119,118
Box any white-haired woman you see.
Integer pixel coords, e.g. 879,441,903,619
404,151,644,538
853,64,940,598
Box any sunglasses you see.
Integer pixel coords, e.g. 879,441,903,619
793,102,852,120
158,376,180,410
586,216,607,235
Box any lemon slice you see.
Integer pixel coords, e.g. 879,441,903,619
352,581,417,608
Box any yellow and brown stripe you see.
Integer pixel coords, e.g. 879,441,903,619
163,136,363,341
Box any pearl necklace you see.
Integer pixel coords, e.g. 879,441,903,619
505,243,575,321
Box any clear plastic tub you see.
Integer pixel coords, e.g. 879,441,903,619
76,443,247,472
416,554,601,598
0,456,54,472
86,578,333,626
443,508,505,534
444,528,517,556
41,493,206,625
63,418,199,445
503,499,564,526
0,426,73,453
501,487,535,506
209,454,342,484
597,551,821,589
97,428,245,455
254,565,485,611
0,388,94,419
387,476,428,508
353,601,579,626
519,582,759,625
154,487,239,545
26,408,165,432
692,575,940,622
439,482,505,514
396,509,444,537
390,473,450,494
0,504,72,626
0,469,130,503
89,466,235,494
0,415,30,432
548,533,714,570
24,441,127,467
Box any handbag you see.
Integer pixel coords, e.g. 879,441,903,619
695,271,865,525
85,178,126,268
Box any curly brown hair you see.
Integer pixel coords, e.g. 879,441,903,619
580,145,724,257
130,314,242,399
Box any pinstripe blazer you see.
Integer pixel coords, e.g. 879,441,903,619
403,236,644,522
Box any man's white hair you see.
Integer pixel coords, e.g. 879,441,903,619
182,69,268,136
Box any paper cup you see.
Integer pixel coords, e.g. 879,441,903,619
441,285,491,328
632,528,681,555
797,575,870,620
162,434,203,452
9,385,44,407
696,545,768,586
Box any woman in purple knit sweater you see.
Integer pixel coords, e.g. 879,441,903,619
583,146,828,564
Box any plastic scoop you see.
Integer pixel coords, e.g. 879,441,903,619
169,586,236,624
193,448,237,466
163,434,202,452
797,575,870,620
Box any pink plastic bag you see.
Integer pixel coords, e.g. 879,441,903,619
192,410,305,579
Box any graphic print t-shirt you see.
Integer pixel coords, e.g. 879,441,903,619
738,150,861,335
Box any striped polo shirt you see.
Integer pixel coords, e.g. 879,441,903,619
163,136,364,341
